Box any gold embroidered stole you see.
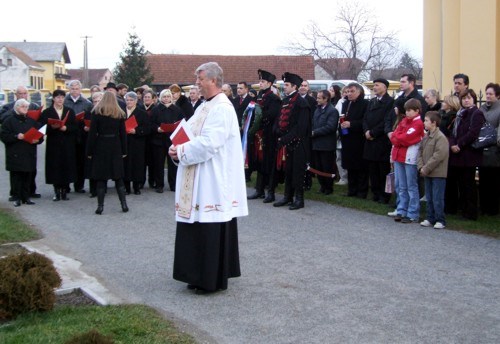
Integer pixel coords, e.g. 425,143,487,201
177,101,213,219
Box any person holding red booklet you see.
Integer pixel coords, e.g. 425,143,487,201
123,91,150,195
41,90,77,202
0,99,44,206
149,89,183,193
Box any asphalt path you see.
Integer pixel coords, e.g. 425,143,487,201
1,143,499,343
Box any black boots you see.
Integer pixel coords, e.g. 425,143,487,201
116,185,129,213
53,187,61,202
95,184,105,215
247,190,265,199
289,189,304,210
263,189,275,203
274,184,294,207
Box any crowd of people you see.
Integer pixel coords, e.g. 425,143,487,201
1,65,499,294
1,72,499,225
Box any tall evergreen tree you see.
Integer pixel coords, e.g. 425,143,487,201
113,32,154,88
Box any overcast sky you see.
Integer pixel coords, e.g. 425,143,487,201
3,0,423,70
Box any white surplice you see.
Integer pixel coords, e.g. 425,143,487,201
174,93,249,223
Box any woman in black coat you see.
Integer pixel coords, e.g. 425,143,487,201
41,89,77,201
170,84,194,120
150,89,183,193
311,90,339,195
340,83,369,198
123,91,150,195
86,91,128,215
1,99,43,206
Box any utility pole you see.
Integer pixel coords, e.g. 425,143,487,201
81,36,92,88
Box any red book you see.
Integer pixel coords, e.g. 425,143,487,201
75,111,85,121
125,115,138,133
48,111,69,127
84,119,91,128
171,126,191,145
160,120,181,133
27,108,43,121
170,120,193,145
23,127,44,143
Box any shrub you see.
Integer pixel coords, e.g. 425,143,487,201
64,329,115,344
0,251,62,320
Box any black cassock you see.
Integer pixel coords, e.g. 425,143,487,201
173,218,241,292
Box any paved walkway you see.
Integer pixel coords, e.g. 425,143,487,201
1,144,499,343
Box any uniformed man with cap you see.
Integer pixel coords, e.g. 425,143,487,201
246,69,281,202
272,72,311,210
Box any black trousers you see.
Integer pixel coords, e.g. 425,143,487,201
74,141,86,191
144,140,155,187
368,160,391,201
312,150,335,192
479,166,500,215
9,169,37,196
11,171,32,202
347,168,369,197
446,166,478,219
151,145,167,189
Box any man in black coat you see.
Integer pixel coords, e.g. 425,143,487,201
234,82,252,126
363,78,394,204
340,83,370,198
188,86,203,112
246,69,281,202
64,80,93,193
299,80,317,190
273,72,311,210
385,73,427,135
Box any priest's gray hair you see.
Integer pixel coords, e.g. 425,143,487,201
14,98,30,111
125,91,138,100
195,62,223,88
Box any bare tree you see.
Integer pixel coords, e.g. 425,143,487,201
286,1,400,81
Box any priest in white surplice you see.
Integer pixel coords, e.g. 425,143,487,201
168,62,248,293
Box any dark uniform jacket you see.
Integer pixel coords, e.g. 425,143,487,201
86,114,127,180
363,93,394,162
0,114,43,171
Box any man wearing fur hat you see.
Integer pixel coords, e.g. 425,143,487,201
272,72,311,210
246,69,282,202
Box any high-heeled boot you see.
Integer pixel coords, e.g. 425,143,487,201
95,185,105,215
116,185,129,213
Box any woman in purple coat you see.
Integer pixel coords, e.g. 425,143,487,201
447,89,485,220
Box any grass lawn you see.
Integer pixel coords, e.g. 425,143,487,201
254,178,500,238
0,304,195,343
0,208,41,245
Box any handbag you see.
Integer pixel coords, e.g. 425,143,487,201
472,121,497,149
385,172,395,193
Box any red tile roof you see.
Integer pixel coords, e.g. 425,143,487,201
146,54,315,86
3,46,44,70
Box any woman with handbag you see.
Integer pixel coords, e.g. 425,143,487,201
478,83,500,215
446,89,485,220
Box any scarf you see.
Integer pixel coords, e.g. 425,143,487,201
177,97,216,219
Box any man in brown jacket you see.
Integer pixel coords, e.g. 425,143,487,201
417,111,450,229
